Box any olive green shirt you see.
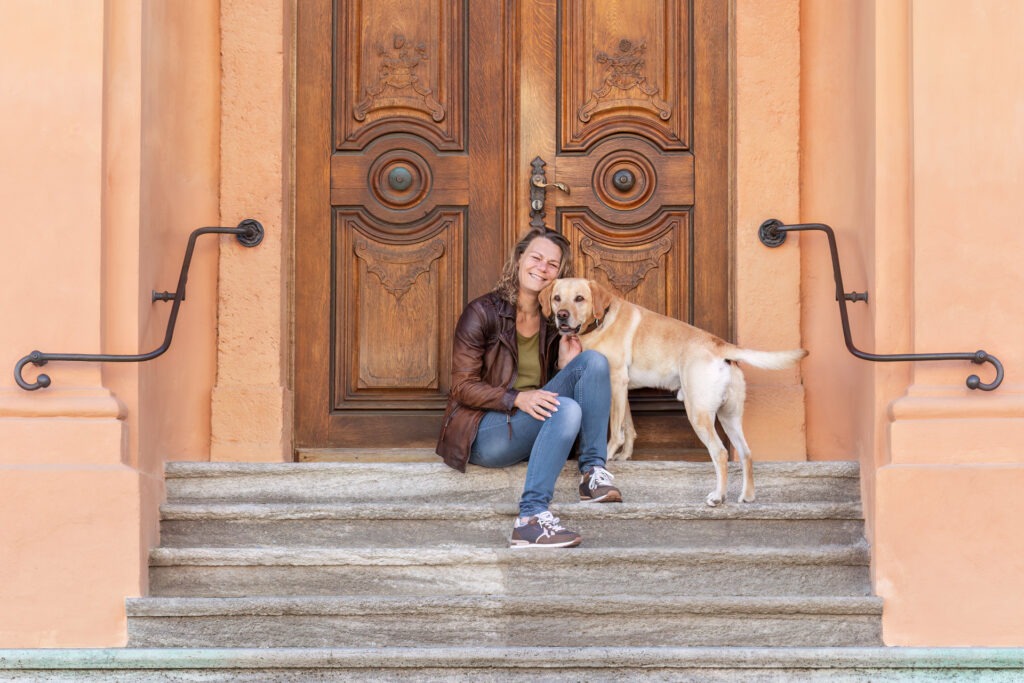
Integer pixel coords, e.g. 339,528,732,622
513,331,542,391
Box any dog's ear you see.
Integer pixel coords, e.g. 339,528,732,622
589,280,613,321
538,281,555,318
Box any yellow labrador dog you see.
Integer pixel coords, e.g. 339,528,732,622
540,278,807,506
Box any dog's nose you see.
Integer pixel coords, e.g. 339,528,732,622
556,310,569,321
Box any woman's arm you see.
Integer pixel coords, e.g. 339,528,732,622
449,301,518,412
557,333,582,369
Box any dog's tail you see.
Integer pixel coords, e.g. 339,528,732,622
724,347,808,370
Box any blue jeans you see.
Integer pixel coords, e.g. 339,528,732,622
469,349,611,517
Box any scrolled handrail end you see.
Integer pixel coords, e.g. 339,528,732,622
966,350,1003,391
15,353,51,391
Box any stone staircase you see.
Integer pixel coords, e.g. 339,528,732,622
130,460,882,651
4,459,1023,680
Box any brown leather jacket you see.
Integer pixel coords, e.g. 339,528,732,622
436,291,560,471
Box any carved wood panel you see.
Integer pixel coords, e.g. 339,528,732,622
335,0,465,151
334,210,463,409
555,136,693,226
561,0,689,152
330,136,469,226
562,210,689,322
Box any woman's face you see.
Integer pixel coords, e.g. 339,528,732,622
517,236,563,297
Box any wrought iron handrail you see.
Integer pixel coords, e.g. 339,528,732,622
758,218,1003,391
14,219,264,391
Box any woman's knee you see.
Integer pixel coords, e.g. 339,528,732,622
578,349,609,375
551,397,582,432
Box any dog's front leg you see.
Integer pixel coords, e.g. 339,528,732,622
605,368,630,460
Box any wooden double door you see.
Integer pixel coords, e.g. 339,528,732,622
295,0,729,455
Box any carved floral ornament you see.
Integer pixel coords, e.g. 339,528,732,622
579,38,671,122
581,235,672,294
354,34,446,122
354,239,446,302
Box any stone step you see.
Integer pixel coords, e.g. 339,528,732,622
149,544,872,598
3,647,1024,681
159,501,865,549
164,461,862,505
126,595,884,648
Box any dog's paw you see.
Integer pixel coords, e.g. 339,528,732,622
705,492,725,507
738,493,756,504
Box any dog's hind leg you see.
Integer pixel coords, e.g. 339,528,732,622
718,411,754,503
718,367,754,502
688,404,729,507
617,403,637,460
683,356,732,506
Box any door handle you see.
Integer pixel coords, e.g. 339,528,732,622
531,176,570,195
529,156,569,228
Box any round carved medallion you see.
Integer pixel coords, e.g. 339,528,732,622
369,150,432,209
388,166,413,191
613,169,636,191
593,151,656,211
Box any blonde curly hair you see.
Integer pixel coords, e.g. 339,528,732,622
494,228,573,306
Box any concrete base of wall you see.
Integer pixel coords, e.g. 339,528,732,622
876,463,1024,646
0,416,142,648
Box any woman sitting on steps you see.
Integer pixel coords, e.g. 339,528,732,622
436,227,622,548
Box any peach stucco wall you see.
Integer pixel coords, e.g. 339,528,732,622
3,0,1023,649
879,0,1024,645
0,1,136,647
210,0,293,462
0,0,219,647
802,0,1024,645
137,0,221,472
800,0,882,470
733,0,808,461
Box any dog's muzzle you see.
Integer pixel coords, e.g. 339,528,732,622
556,310,582,335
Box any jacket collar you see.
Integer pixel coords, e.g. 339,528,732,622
491,291,557,355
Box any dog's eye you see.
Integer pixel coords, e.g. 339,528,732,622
552,295,560,302
575,295,585,303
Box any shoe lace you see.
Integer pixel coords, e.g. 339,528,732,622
534,510,567,535
588,466,615,490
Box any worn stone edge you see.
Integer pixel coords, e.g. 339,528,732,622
0,647,1021,671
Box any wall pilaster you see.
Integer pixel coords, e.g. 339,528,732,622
0,1,141,647
211,0,293,462
734,0,807,460
875,0,1024,645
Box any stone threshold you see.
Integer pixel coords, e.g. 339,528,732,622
1,646,1022,671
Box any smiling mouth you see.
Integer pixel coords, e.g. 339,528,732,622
557,322,582,335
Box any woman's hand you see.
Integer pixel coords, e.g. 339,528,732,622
514,389,560,421
558,333,582,369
